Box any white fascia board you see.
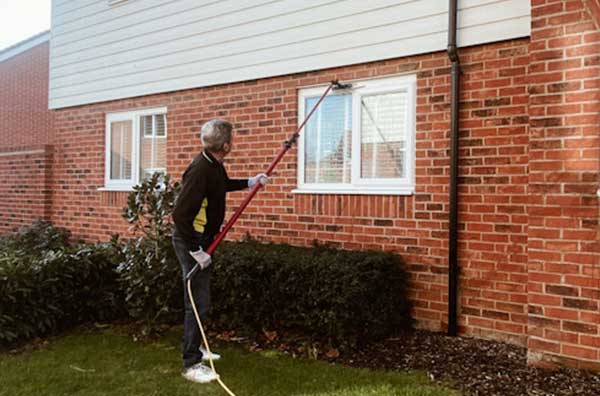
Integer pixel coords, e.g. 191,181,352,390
0,31,51,63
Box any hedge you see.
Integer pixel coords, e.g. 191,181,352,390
1,218,412,347
211,239,413,346
0,220,70,257
0,242,123,344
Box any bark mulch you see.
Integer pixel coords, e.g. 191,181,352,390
337,330,600,396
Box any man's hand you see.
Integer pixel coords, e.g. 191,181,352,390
189,247,212,270
248,173,269,188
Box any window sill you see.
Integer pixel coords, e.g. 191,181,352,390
98,183,167,192
291,187,415,196
98,186,133,192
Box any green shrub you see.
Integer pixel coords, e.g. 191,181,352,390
118,173,181,334
116,236,182,332
0,240,123,344
211,238,413,346
0,220,71,256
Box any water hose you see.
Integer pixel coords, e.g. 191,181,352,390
186,80,350,394
187,280,236,395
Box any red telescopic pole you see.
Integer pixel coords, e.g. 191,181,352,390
205,82,336,255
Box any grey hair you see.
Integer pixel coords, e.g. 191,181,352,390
200,119,232,152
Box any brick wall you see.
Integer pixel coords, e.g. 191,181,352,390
0,40,54,234
0,145,53,233
0,41,53,148
48,4,600,367
51,38,531,345
527,0,600,370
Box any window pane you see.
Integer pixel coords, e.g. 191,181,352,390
155,114,166,137
110,120,133,180
304,95,351,184
140,115,166,180
360,92,407,179
141,115,153,137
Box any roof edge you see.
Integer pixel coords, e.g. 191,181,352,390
0,30,50,63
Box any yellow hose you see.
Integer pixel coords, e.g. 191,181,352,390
187,278,237,396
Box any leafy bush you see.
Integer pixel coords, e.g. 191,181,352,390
0,239,123,344
0,220,71,256
211,239,413,346
117,173,181,334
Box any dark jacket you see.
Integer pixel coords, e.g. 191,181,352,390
172,150,247,244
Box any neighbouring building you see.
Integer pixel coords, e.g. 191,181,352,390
8,0,596,369
0,31,53,233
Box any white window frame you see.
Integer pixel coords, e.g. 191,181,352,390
101,107,167,191
294,75,416,195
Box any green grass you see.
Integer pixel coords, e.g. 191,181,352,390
0,328,458,396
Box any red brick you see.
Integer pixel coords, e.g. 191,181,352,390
545,329,579,344
548,35,582,48
529,337,561,354
562,345,598,361
548,11,586,26
0,41,53,233
529,4,600,356
0,42,52,149
580,335,600,348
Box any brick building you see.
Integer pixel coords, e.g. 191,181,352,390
0,31,53,233
2,1,597,369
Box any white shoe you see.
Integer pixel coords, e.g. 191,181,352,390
182,363,219,383
200,346,221,361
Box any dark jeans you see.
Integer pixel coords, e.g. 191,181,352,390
172,229,213,369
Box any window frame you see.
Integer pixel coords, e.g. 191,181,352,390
295,75,416,195
102,107,167,191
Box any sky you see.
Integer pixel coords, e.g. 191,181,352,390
0,0,51,51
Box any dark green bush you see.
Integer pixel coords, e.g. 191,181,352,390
211,239,413,346
116,235,181,331
0,239,123,344
0,220,71,256
118,173,181,334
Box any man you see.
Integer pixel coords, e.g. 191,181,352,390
172,119,267,383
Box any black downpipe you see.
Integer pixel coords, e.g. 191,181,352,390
447,0,461,337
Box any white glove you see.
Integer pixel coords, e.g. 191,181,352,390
189,247,212,270
248,173,269,188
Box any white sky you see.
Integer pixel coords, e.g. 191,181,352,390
0,1,51,51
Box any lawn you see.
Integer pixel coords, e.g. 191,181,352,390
0,327,458,396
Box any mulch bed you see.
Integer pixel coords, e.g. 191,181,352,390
339,330,600,396
231,328,600,396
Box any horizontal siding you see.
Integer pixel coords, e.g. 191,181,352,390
51,0,447,82
49,0,530,109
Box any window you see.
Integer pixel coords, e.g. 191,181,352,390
103,108,167,190
296,75,416,195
